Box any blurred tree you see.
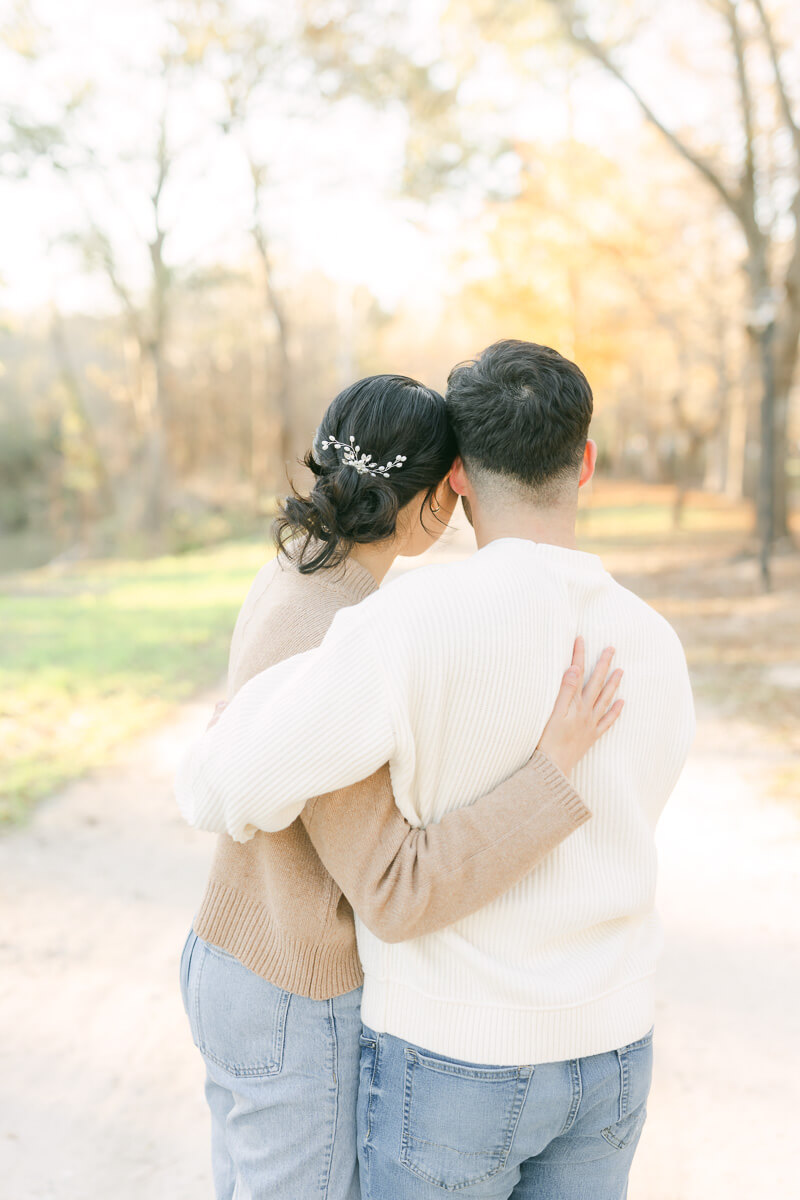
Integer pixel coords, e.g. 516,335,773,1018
55,103,178,541
3,44,181,540
49,305,115,539
173,0,504,488
174,3,300,491
300,0,499,200
428,132,743,511
538,0,799,577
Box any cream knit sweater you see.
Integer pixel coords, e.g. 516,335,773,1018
178,537,695,1064
189,552,589,1000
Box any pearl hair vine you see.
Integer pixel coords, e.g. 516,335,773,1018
320,433,407,479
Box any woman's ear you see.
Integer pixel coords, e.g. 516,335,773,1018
449,457,468,497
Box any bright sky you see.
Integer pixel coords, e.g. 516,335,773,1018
0,0,753,316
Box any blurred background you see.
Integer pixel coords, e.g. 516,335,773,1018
1,1,799,1197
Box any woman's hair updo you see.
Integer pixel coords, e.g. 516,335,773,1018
275,374,456,574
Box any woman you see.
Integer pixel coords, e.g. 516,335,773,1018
179,374,623,1199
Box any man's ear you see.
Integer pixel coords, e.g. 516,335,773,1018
449,457,468,496
578,440,597,489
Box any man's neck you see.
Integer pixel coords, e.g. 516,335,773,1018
471,502,578,552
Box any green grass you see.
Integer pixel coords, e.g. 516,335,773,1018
0,541,271,825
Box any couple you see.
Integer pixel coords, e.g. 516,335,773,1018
176,339,695,1200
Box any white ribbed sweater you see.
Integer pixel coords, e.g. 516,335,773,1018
177,538,695,1064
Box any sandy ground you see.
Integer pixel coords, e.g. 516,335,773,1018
2,530,799,1199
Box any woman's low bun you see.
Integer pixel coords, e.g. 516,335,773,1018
276,457,399,573
274,374,456,575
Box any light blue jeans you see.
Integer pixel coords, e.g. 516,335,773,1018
179,930,362,1200
357,1025,653,1199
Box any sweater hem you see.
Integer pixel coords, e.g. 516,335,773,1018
360,972,656,1066
194,880,364,1000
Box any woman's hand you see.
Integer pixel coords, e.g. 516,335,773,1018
536,637,624,778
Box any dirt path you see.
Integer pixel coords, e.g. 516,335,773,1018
629,712,800,1199
2,535,798,1198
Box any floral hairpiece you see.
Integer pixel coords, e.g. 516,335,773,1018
320,433,407,478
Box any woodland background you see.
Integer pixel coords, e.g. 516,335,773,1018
2,0,799,566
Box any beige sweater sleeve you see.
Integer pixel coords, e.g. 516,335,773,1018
301,750,590,943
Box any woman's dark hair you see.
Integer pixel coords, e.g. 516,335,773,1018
275,374,456,574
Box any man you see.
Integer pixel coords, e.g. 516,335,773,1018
178,340,695,1198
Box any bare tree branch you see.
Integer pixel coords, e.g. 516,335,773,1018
723,2,757,218
750,0,800,161
545,0,745,222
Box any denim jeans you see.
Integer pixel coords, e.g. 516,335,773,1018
179,930,362,1200
357,1025,653,1200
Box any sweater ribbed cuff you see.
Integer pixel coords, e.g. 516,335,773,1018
527,749,592,827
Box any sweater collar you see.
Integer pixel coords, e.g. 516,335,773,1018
304,553,379,605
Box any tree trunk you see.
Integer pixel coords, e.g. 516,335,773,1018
138,339,169,538
49,309,116,525
254,234,294,490
772,293,800,541
772,382,792,541
271,314,293,484
724,381,748,502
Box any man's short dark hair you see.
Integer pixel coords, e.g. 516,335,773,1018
446,340,593,495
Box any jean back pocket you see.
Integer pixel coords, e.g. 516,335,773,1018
400,1047,532,1191
189,940,291,1078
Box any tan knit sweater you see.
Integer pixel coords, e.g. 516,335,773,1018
192,551,591,1000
